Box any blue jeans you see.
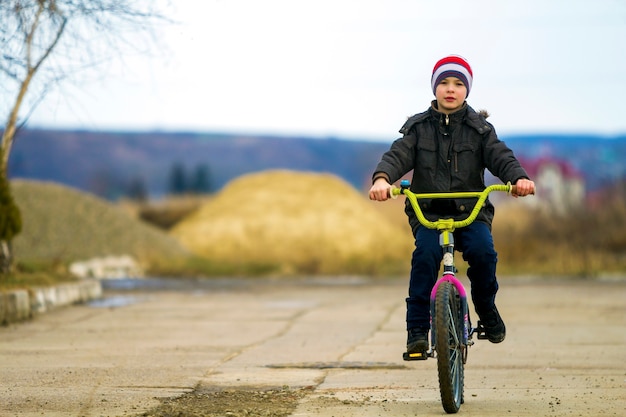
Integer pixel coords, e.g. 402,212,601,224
406,221,499,330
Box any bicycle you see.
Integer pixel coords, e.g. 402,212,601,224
390,180,522,414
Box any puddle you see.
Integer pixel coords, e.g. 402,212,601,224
98,276,376,294
87,295,146,308
100,277,253,292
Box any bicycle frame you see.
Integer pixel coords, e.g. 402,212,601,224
393,182,515,359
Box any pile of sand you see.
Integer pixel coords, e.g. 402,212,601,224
11,180,190,267
170,170,413,275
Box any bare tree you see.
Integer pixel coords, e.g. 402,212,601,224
0,0,168,273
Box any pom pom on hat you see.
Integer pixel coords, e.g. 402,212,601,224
431,55,473,97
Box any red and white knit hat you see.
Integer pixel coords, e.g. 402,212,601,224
431,55,473,96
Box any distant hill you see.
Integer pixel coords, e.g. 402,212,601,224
8,128,625,199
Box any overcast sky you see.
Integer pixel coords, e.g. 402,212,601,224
27,0,626,141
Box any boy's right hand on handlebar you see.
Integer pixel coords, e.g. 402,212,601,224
369,178,392,201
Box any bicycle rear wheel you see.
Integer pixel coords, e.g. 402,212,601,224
434,281,464,413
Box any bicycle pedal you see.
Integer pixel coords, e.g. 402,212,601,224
403,351,430,361
475,321,488,340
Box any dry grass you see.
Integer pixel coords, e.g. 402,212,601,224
11,180,192,273
161,171,625,278
170,170,414,276
492,197,626,277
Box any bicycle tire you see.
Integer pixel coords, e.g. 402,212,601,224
434,281,464,413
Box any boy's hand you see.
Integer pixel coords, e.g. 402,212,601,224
512,178,535,197
369,178,392,201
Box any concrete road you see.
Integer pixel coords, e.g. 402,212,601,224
1,276,624,416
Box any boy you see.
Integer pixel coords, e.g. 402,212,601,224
369,55,535,354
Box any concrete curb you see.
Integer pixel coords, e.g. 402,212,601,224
0,280,102,325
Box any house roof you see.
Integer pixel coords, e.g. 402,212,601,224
518,157,584,180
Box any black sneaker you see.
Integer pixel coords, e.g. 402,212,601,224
407,327,429,353
479,306,506,343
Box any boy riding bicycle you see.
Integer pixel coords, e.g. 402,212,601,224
369,55,535,355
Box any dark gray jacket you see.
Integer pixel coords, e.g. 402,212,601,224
373,102,528,233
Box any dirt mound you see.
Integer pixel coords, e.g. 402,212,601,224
170,170,412,275
11,180,190,266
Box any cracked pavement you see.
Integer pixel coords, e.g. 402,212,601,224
1,276,624,416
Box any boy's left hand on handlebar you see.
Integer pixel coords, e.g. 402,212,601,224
512,179,535,197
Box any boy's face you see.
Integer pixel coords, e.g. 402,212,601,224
435,77,467,114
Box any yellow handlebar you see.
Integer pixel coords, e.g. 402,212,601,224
390,183,515,231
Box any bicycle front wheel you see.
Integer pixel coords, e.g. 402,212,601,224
434,281,464,413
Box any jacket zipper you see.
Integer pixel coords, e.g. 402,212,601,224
444,114,456,171
443,114,455,171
